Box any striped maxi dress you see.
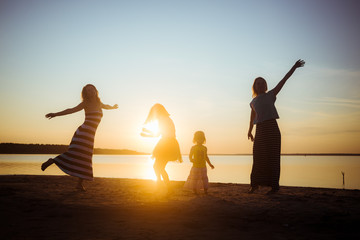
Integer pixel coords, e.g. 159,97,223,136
53,110,103,181
251,119,281,189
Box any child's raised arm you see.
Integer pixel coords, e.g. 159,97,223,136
272,59,305,96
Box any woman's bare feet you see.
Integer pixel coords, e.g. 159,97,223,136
76,179,86,192
247,186,259,194
76,184,86,192
266,187,279,195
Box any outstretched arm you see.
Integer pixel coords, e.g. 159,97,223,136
140,127,160,138
272,59,305,96
45,103,84,119
140,131,155,137
102,103,118,110
247,108,256,142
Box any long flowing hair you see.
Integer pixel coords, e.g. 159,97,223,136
144,103,170,124
81,84,101,106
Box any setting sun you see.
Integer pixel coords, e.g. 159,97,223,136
142,121,159,137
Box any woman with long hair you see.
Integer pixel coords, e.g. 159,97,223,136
247,60,305,194
41,84,118,191
141,103,182,192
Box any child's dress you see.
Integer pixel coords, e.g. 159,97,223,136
184,145,209,190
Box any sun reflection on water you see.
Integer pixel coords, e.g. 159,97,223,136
143,155,157,181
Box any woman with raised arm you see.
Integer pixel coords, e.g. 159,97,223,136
247,60,305,194
141,103,182,193
41,84,118,191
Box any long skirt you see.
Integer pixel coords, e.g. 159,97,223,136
184,167,209,190
53,111,103,181
251,119,281,189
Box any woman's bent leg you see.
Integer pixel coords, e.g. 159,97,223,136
154,159,169,183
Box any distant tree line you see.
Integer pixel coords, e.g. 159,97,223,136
1,143,357,156
0,143,147,155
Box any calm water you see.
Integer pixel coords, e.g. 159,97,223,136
1,154,359,190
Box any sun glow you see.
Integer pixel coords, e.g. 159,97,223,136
143,156,157,181
140,120,160,146
143,120,159,136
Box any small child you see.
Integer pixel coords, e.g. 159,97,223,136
184,131,214,194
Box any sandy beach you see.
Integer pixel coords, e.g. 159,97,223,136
1,175,359,240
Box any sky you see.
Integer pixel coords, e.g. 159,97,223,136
0,0,359,154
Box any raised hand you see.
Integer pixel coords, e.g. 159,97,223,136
45,113,56,119
140,128,154,137
294,59,305,68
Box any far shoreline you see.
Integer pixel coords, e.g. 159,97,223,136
1,143,359,156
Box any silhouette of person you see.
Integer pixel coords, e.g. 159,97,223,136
141,103,182,192
41,84,118,191
247,60,305,194
184,131,214,195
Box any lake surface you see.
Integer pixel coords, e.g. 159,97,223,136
1,154,359,190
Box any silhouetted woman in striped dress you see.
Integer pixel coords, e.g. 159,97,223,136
41,84,118,191
247,60,305,194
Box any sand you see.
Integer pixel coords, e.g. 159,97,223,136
1,175,360,240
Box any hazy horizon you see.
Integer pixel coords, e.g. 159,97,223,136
1,142,359,155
